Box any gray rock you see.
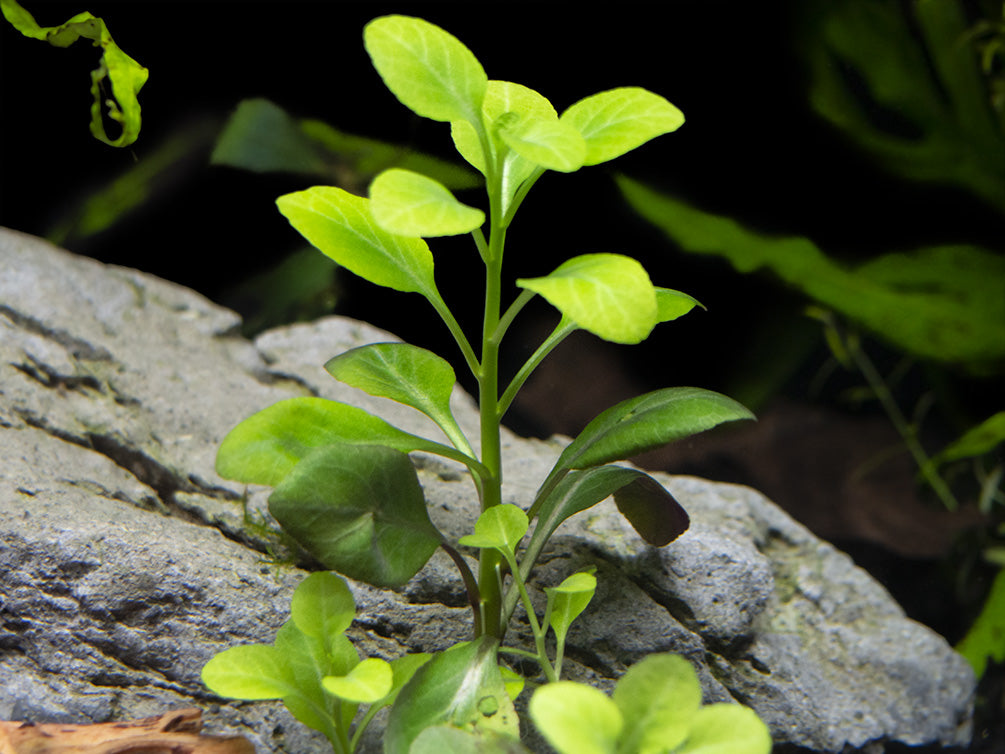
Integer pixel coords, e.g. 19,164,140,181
0,227,975,751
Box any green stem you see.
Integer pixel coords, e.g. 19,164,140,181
498,318,577,421
476,162,508,638
428,294,480,382
846,329,960,511
503,549,557,683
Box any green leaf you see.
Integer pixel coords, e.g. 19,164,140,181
656,288,704,322
612,654,701,754
1,0,148,147
498,114,586,173
201,644,297,699
210,98,328,175
618,175,1005,374
956,567,1005,679
271,620,355,740
546,571,597,644
290,571,355,641
528,681,622,754
276,186,439,299
364,15,487,125
451,80,557,176
322,657,394,703
561,87,683,166
409,726,531,754
216,396,476,487
613,473,691,546
385,637,519,754
517,253,658,344
325,342,465,441
678,703,773,754
370,168,485,237
268,443,442,588
458,504,529,552
931,412,1005,467
382,653,434,709
548,387,754,479
528,466,689,564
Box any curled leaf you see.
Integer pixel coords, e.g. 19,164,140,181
1,0,147,146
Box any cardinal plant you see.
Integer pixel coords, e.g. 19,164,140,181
203,14,761,752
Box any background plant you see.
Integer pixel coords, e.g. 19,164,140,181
616,0,1004,684
206,13,762,751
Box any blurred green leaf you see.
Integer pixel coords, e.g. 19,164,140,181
931,411,1005,467
796,0,1005,211
956,567,1005,678
618,175,1005,374
211,98,329,175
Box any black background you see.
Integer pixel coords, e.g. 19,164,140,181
5,0,1001,419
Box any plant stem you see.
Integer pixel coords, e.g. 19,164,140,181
846,329,961,511
476,182,507,638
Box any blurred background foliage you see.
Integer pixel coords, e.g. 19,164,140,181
2,0,1004,716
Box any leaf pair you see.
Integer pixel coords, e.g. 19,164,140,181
202,573,430,751
529,654,772,754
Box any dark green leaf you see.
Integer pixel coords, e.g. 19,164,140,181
546,387,754,483
269,443,441,588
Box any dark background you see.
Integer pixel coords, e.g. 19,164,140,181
3,3,1005,740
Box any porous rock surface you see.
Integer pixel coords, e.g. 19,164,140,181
0,227,975,752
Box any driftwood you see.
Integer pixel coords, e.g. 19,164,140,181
0,708,254,754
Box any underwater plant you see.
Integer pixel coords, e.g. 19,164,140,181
201,13,766,752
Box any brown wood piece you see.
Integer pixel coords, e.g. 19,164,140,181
0,709,255,754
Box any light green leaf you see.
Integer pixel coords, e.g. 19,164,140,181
561,87,683,166
276,186,439,299
546,387,754,480
1,0,148,147
385,637,520,754
216,396,477,487
656,287,704,322
679,703,773,754
409,726,531,754
458,504,529,552
268,443,442,588
273,620,354,736
517,253,658,344
290,572,355,641
956,567,1005,679
499,665,525,702
364,15,487,125
546,571,597,643
322,657,394,703
201,644,296,700
325,342,465,442
613,654,701,754
370,168,485,237
528,682,622,754
499,115,586,173
451,80,557,175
